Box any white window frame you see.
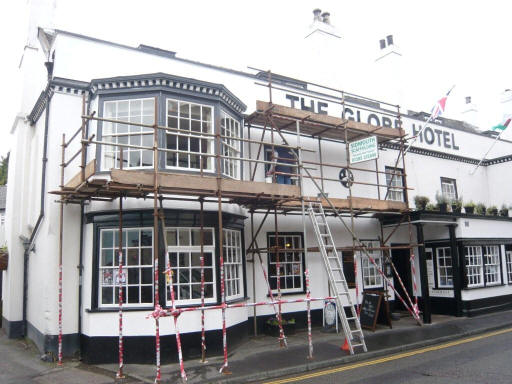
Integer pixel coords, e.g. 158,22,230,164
441,178,457,201
221,111,242,179
165,98,214,172
385,166,404,202
506,251,512,284
436,247,453,288
464,246,484,288
360,240,383,289
223,229,244,301
483,245,501,286
166,227,217,306
101,98,155,171
268,234,304,294
98,227,154,308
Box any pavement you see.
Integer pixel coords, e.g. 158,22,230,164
2,310,512,383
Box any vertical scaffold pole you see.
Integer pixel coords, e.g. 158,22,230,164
151,97,162,384
200,198,207,362
57,133,65,366
216,117,231,375
274,207,285,348
116,195,125,379
305,270,313,360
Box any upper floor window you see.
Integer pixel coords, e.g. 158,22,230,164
441,177,457,201
385,166,404,202
166,99,214,171
102,99,155,170
221,112,242,179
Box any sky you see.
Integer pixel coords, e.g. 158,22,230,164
0,0,511,158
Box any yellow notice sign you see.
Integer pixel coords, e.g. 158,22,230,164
349,136,378,164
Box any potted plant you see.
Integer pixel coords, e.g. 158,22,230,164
464,201,476,214
426,203,436,211
486,206,498,216
451,197,463,214
435,191,449,212
265,316,296,337
414,195,429,211
0,245,8,271
499,204,509,217
475,203,486,215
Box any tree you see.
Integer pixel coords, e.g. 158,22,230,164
0,153,9,185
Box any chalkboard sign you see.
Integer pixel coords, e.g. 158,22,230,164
360,291,392,331
360,292,382,331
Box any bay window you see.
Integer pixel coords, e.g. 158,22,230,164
223,229,244,300
99,228,154,307
166,99,214,171
221,111,241,179
102,98,154,170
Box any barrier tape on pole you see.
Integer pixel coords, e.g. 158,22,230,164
58,263,63,366
116,250,125,378
154,257,161,383
305,270,313,359
353,255,360,315
164,261,187,382
254,249,286,346
275,245,286,347
218,234,230,374
410,251,420,318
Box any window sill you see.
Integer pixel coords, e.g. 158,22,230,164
86,306,155,313
267,290,306,298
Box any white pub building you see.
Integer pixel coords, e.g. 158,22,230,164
3,7,512,365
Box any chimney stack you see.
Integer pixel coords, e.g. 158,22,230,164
313,8,322,22
321,12,331,24
462,95,478,127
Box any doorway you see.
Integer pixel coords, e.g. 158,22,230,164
391,247,413,312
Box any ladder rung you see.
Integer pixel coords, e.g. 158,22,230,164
346,317,357,321
333,279,345,283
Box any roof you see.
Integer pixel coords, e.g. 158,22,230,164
0,185,6,210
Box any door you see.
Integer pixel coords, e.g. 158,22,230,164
391,247,413,311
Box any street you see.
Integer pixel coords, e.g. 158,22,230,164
262,328,512,384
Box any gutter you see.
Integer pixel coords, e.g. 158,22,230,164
22,61,54,336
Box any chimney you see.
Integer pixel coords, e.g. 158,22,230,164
386,35,394,46
379,39,386,50
462,95,478,127
321,12,331,24
374,34,404,107
313,8,322,22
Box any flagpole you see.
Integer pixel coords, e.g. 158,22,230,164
470,130,505,175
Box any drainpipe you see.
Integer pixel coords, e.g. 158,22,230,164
22,60,53,337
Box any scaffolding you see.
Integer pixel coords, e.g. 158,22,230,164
51,72,421,382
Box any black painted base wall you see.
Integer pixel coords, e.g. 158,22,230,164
81,320,248,364
462,294,512,317
2,317,23,339
247,308,324,336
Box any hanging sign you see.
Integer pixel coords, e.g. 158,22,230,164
349,136,378,164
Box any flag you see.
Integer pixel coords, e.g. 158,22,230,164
491,116,511,132
430,87,454,120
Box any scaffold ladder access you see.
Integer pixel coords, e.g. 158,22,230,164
308,201,367,354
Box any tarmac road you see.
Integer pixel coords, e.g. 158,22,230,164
262,328,512,384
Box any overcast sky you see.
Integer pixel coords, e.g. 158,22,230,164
0,0,511,158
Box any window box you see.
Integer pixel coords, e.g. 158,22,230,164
264,317,296,337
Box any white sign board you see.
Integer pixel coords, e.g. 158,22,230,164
349,136,378,164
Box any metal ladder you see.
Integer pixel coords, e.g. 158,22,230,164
308,201,367,354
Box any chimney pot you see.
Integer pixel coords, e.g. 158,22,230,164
466,96,472,104
321,12,331,24
386,35,394,46
313,9,322,22
379,39,386,49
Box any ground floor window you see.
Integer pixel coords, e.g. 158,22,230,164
360,241,383,289
268,233,304,293
483,246,501,286
166,227,216,305
436,247,453,288
99,228,154,307
506,250,512,283
223,229,244,300
464,245,502,288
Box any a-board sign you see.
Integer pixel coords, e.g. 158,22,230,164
360,291,392,331
349,136,378,164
